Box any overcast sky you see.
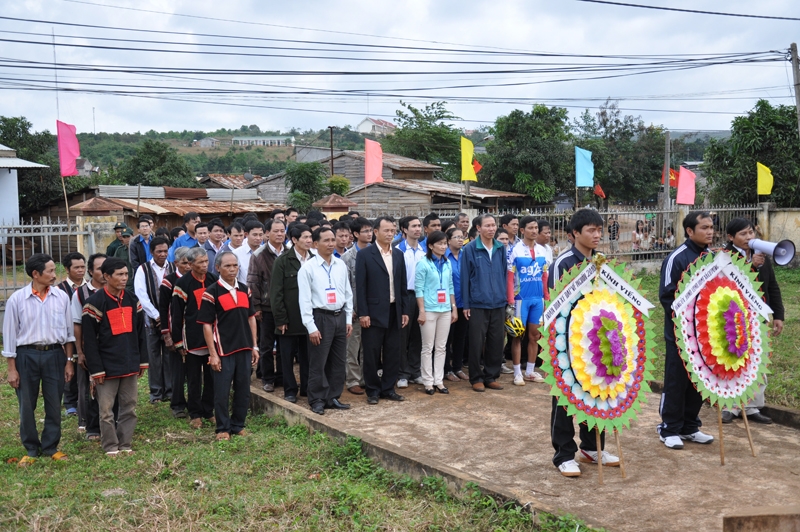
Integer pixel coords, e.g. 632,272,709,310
1,0,798,136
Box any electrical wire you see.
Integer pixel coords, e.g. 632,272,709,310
574,0,800,22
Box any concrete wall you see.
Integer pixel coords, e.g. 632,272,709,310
77,215,120,256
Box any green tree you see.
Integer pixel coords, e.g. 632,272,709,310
0,116,94,214
118,139,197,188
327,175,350,196
285,161,328,212
380,101,461,181
482,105,574,203
703,100,800,207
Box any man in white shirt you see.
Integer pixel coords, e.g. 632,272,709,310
134,237,175,404
233,220,264,284
298,227,353,415
534,219,554,269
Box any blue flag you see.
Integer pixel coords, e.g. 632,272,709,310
575,146,594,187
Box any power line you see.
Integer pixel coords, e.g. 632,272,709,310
574,0,800,21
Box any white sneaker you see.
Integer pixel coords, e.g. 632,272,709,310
680,431,714,444
579,449,620,466
409,377,424,385
557,459,581,477
525,371,545,383
513,374,526,386
500,363,514,374
660,435,684,449
396,379,408,388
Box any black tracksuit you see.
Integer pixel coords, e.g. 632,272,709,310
657,238,709,438
548,247,604,466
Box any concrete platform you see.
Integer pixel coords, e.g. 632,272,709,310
251,373,800,532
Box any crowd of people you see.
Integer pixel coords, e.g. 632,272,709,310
2,207,782,479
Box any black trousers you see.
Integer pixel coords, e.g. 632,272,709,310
444,308,467,374
399,291,421,380
279,334,309,398
185,353,214,420
15,347,65,457
169,349,188,414
307,309,347,408
259,311,281,386
658,334,703,437
467,307,505,385
63,346,78,410
213,350,251,434
362,303,402,398
550,396,605,466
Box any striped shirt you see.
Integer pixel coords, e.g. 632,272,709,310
2,284,75,358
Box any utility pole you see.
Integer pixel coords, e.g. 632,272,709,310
327,126,335,177
791,43,800,141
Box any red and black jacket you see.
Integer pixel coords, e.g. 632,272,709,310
197,280,256,356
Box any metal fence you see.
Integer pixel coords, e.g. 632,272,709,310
1,220,90,304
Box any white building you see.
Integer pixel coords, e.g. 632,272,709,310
0,143,49,224
356,118,397,137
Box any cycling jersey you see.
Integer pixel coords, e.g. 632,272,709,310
507,240,546,301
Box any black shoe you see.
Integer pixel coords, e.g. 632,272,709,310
172,410,187,419
746,412,773,424
380,392,405,402
367,396,379,405
326,398,351,410
424,387,435,395
311,403,325,415
721,411,734,424
436,386,449,394
284,395,297,404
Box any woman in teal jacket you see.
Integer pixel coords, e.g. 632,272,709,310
415,231,458,395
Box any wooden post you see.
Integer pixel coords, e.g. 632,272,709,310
596,429,603,485
135,183,142,218
717,405,725,466
614,429,626,479
741,403,757,457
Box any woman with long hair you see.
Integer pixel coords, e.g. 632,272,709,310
444,228,468,381
415,231,457,395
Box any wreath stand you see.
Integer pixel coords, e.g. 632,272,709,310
716,402,757,466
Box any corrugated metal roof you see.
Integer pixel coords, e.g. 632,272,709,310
233,136,295,141
347,179,526,200
113,198,283,216
0,158,49,169
321,151,442,171
98,185,165,199
206,188,259,201
204,173,267,189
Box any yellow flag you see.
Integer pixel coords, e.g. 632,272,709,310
461,136,477,182
757,162,773,195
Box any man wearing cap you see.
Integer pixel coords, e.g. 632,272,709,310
106,222,128,257
114,227,135,291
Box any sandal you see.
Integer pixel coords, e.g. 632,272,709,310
50,451,68,461
456,371,469,381
17,456,37,468
232,429,248,437
216,432,230,441
87,434,101,442
445,372,460,382
106,451,119,458
189,418,203,430
120,449,135,456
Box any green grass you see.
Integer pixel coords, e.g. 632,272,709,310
0,369,599,532
636,268,800,409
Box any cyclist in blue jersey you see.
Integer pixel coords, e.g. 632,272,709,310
506,216,547,386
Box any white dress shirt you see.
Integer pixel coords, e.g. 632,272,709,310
134,259,169,322
297,254,353,335
2,284,75,358
233,244,261,284
534,242,554,269
71,282,101,323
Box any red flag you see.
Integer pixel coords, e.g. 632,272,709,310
661,167,678,187
676,166,696,205
472,159,482,174
593,184,606,199
56,120,81,177
364,139,383,184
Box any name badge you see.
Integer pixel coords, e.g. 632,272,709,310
326,288,337,305
437,289,447,304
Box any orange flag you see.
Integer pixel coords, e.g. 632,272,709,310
593,184,606,199
472,159,483,174
662,167,678,187
364,139,383,184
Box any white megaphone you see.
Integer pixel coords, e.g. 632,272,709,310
749,239,796,266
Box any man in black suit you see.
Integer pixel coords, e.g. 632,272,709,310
356,216,410,404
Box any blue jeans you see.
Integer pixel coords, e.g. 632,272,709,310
15,347,66,457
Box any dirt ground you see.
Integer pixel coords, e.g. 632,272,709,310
277,373,800,532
